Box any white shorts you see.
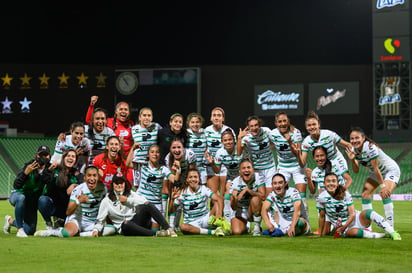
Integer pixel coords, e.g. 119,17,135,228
206,164,227,177
278,214,311,235
186,213,210,229
343,210,366,237
368,167,400,185
65,214,95,233
256,166,277,188
277,166,307,185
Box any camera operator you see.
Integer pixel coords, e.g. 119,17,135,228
4,145,55,237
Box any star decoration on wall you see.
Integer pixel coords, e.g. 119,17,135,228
58,72,70,88
76,72,88,88
96,72,107,88
1,73,13,88
1,96,13,114
38,73,50,89
19,97,32,113
20,73,32,89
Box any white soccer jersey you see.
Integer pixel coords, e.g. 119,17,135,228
266,187,302,221
354,141,399,176
311,163,348,191
174,185,214,223
241,127,276,171
84,124,115,164
67,182,107,230
165,148,197,184
187,128,208,173
214,147,242,181
51,135,90,164
231,173,265,208
302,129,344,162
131,123,162,163
136,163,171,205
316,190,353,227
205,124,236,157
271,127,302,169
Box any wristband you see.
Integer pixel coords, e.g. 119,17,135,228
75,198,80,205
380,184,386,189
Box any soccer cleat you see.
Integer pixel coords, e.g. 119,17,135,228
34,229,53,237
215,217,231,234
391,232,402,241
271,228,284,237
214,227,225,237
252,227,262,237
208,215,216,226
262,229,271,236
16,228,28,238
3,215,11,234
167,228,178,237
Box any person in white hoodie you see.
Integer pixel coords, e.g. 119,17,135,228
91,172,177,237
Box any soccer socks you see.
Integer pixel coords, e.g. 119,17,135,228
362,199,373,211
102,225,116,236
356,229,386,239
223,194,232,221
169,212,176,229
300,192,309,221
365,209,395,234
382,198,394,227
161,194,168,218
253,212,262,232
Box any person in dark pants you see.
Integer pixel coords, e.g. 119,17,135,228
4,145,54,237
91,173,177,237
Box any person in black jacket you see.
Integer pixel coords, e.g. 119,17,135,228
157,113,188,165
4,145,54,237
38,149,82,229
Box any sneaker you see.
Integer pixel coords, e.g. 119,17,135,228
16,228,28,238
215,217,231,234
208,215,216,226
214,227,225,237
252,227,262,237
391,232,402,241
155,230,168,237
34,229,54,237
3,215,11,234
271,228,284,237
167,227,178,238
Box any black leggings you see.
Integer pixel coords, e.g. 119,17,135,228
121,203,170,236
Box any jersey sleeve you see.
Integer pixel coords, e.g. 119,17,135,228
85,104,94,124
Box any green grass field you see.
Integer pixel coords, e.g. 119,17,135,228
0,199,410,273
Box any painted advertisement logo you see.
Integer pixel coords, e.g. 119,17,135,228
376,0,405,9
254,84,304,116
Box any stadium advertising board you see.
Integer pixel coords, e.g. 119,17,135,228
308,81,359,114
254,84,304,116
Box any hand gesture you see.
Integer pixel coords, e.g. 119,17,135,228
25,160,40,175
172,160,181,173
57,133,66,142
132,142,141,151
305,168,312,179
345,147,356,161
91,96,99,105
238,127,249,139
205,152,214,164
119,195,128,203
171,186,181,199
77,191,89,204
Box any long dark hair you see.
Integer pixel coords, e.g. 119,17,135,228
108,179,132,202
103,135,127,160
312,146,332,173
88,107,108,142
325,172,346,200
167,138,186,170
56,149,78,188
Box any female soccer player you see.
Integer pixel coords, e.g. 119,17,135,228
131,107,163,164
92,136,133,189
345,126,400,228
169,169,229,236
186,112,208,185
230,159,266,236
261,173,311,237
207,129,243,221
205,107,235,197
270,111,308,220
237,116,276,196
316,172,401,240
85,107,115,165
298,111,351,172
